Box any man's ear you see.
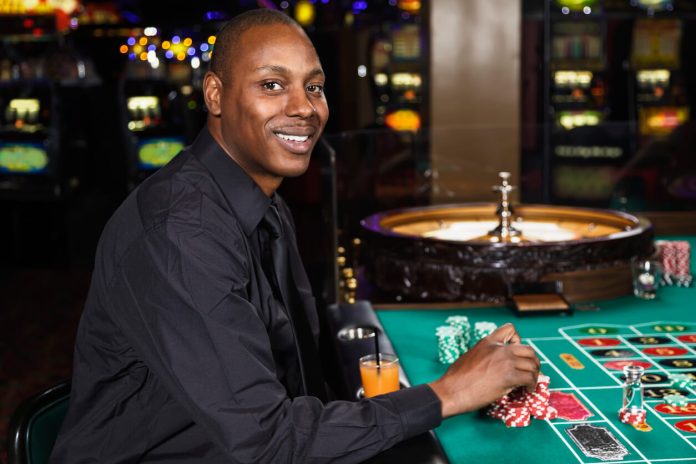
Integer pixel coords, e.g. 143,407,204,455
203,71,223,116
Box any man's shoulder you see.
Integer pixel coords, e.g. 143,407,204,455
135,150,236,231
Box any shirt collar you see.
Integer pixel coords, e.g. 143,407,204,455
191,127,271,236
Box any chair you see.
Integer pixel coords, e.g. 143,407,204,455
6,380,71,464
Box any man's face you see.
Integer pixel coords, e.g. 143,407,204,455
206,23,328,191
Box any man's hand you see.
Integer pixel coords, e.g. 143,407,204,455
428,323,540,418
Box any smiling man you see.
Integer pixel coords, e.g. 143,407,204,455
51,9,539,464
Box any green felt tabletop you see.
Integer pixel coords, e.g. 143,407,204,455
377,237,696,464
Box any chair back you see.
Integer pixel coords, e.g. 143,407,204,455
7,381,71,464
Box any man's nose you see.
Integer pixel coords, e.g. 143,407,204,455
286,87,316,119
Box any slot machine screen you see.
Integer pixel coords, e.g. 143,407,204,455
0,142,49,174
635,0,673,11
638,106,689,136
127,96,161,132
4,98,44,133
631,19,682,70
551,21,602,65
391,24,421,61
137,137,185,170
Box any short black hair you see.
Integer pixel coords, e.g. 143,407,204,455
210,9,304,81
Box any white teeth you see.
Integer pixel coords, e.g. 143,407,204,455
276,133,309,142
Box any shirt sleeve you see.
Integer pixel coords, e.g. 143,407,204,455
106,217,442,464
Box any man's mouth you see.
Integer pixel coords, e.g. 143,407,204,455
275,133,310,143
272,129,316,154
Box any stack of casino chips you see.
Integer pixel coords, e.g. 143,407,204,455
618,406,647,425
485,374,557,427
471,321,498,347
436,325,462,364
445,315,471,351
663,394,688,407
669,373,696,389
657,240,693,287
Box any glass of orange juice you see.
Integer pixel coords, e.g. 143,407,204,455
359,353,400,398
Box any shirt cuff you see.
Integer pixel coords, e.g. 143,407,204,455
388,384,442,440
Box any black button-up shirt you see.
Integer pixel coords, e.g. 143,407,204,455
51,128,441,463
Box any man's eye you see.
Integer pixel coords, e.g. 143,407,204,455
262,82,282,91
307,84,324,94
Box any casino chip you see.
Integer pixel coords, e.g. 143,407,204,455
485,373,556,427
663,394,689,407
446,315,471,351
436,325,461,364
618,407,647,425
669,373,696,389
471,321,498,348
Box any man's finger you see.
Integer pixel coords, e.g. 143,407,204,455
511,344,541,364
489,323,521,344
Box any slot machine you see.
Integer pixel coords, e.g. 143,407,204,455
120,79,187,190
547,1,628,206
619,15,694,209
0,80,60,198
119,29,209,190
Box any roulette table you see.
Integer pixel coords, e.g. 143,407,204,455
334,236,696,463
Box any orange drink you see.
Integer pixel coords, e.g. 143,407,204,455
359,354,400,398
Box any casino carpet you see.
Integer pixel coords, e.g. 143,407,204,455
0,268,90,464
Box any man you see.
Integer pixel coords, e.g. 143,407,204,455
51,9,540,463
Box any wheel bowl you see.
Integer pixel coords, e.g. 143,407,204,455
360,203,654,303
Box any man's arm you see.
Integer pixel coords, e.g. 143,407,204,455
108,220,440,464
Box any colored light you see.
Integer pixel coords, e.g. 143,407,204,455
208,35,216,45
555,0,598,11
128,52,136,60
374,73,388,86
187,47,195,56
353,1,367,11
172,35,181,44
147,44,156,52
204,11,228,20
134,45,142,54
139,52,148,61
177,52,186,61
162,41,170,50
385,109,421,132
397,0,421,13
127,37,136,46
183,38,192,46
295,0,315,26
558,111,602,130
139,37,147,46
165,50,174,59
119,45,128,54
200,43,209,52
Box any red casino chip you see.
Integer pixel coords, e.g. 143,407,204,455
619,407,647,425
